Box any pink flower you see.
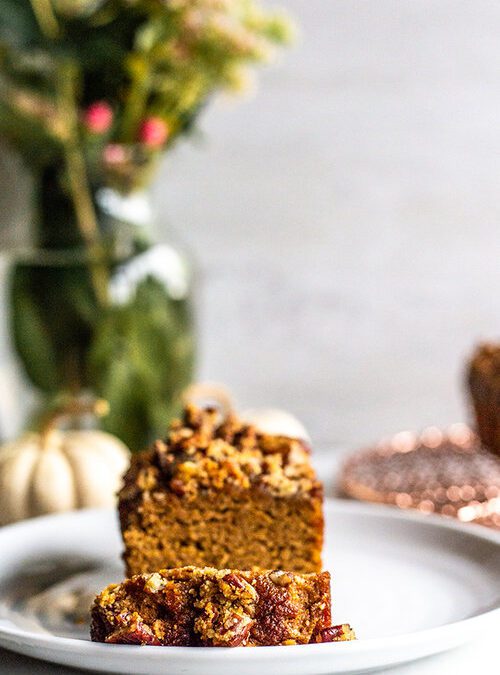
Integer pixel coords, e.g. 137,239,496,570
103,144,127,165
83,101,113,134
139,117,169,148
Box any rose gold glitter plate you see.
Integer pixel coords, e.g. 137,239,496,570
340,424,500,528
0,505,499,674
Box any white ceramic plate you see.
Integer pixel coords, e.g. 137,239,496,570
0,500,499,674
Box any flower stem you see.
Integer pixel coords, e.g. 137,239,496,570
119,57,150,142
29,1,109,307
29,0,60,40
55,60,109,307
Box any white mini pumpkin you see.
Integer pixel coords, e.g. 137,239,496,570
183,382,310,441
0,418,130,526
240,408,310,441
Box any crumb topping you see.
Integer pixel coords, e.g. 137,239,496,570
194,571,258,646
91,566,345,647
150,404,318,498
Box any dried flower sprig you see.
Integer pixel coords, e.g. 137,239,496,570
0,0,294,193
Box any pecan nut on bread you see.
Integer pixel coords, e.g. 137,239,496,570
90,566,355,647
119,405,324,576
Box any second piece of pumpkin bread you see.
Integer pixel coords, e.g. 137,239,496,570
91,566,355,646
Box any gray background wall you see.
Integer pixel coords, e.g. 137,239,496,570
1,1,499,450
154,0,500,449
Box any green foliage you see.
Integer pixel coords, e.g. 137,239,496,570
10,248,195,449
10,259,97,392
89,275,195,449
0,1,41,49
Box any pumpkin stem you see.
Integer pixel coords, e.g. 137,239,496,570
40,398,110,441
182,382,234,418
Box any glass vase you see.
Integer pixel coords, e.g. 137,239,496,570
0,185,195,451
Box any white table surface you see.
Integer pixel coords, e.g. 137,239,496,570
1,453,498,674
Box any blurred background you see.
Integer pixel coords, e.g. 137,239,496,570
1,0,500,450
155,0,500,447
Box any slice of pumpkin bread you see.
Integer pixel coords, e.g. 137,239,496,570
90,566,354,647
118,405,324,576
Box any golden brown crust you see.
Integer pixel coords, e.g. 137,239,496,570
119,405,324,576
90,566,348,647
